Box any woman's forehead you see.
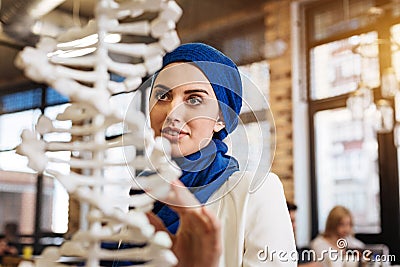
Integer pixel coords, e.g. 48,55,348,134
154,62,211,88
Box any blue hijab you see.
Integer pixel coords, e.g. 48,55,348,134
152,43,243,234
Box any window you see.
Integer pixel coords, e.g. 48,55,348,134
0,87,69,248
303,0,400,260
310,32,379,99
43,104,71,234
310,32,382,234
230,61,273,186
314,108,380,233
0,105,70,235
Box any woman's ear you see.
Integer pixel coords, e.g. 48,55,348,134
213,120,225,133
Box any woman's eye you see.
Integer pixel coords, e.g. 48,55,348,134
155,91,169,101
187,96,203,105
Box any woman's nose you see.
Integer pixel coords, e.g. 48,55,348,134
166,99,185,123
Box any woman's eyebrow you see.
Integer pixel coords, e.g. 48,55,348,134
153,84,210,95
153,84,170,92
184,89,209,95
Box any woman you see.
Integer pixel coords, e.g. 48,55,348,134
0,222,19,263
148,43,296,267
310,206,365,267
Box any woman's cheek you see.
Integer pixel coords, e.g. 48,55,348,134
150,111,164,136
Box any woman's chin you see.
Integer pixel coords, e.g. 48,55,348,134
170,145,193,158
170,145,184,158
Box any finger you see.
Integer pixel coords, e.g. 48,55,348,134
200,207,221,233
146,212,167,231
146,212,175,241
190,207,220,235
165,180,202,213
182,207,212,233
179,206,220,236
200,207,222,255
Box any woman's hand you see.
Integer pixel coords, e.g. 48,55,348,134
147,180,221,267
171,205,221,267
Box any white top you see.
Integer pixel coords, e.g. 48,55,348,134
206,171,297,267
310,234,365,267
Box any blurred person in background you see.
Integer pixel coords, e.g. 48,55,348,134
0,222,19,259
310,206,364,267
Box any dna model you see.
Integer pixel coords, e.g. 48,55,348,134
14,0,182,266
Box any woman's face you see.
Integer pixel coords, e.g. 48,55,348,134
336,215,352,238
149,62,224,157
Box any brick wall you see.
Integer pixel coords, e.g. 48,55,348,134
264,0,294,202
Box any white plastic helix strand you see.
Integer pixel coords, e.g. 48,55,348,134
14,0,183,266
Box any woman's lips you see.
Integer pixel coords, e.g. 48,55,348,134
161,127,189,143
